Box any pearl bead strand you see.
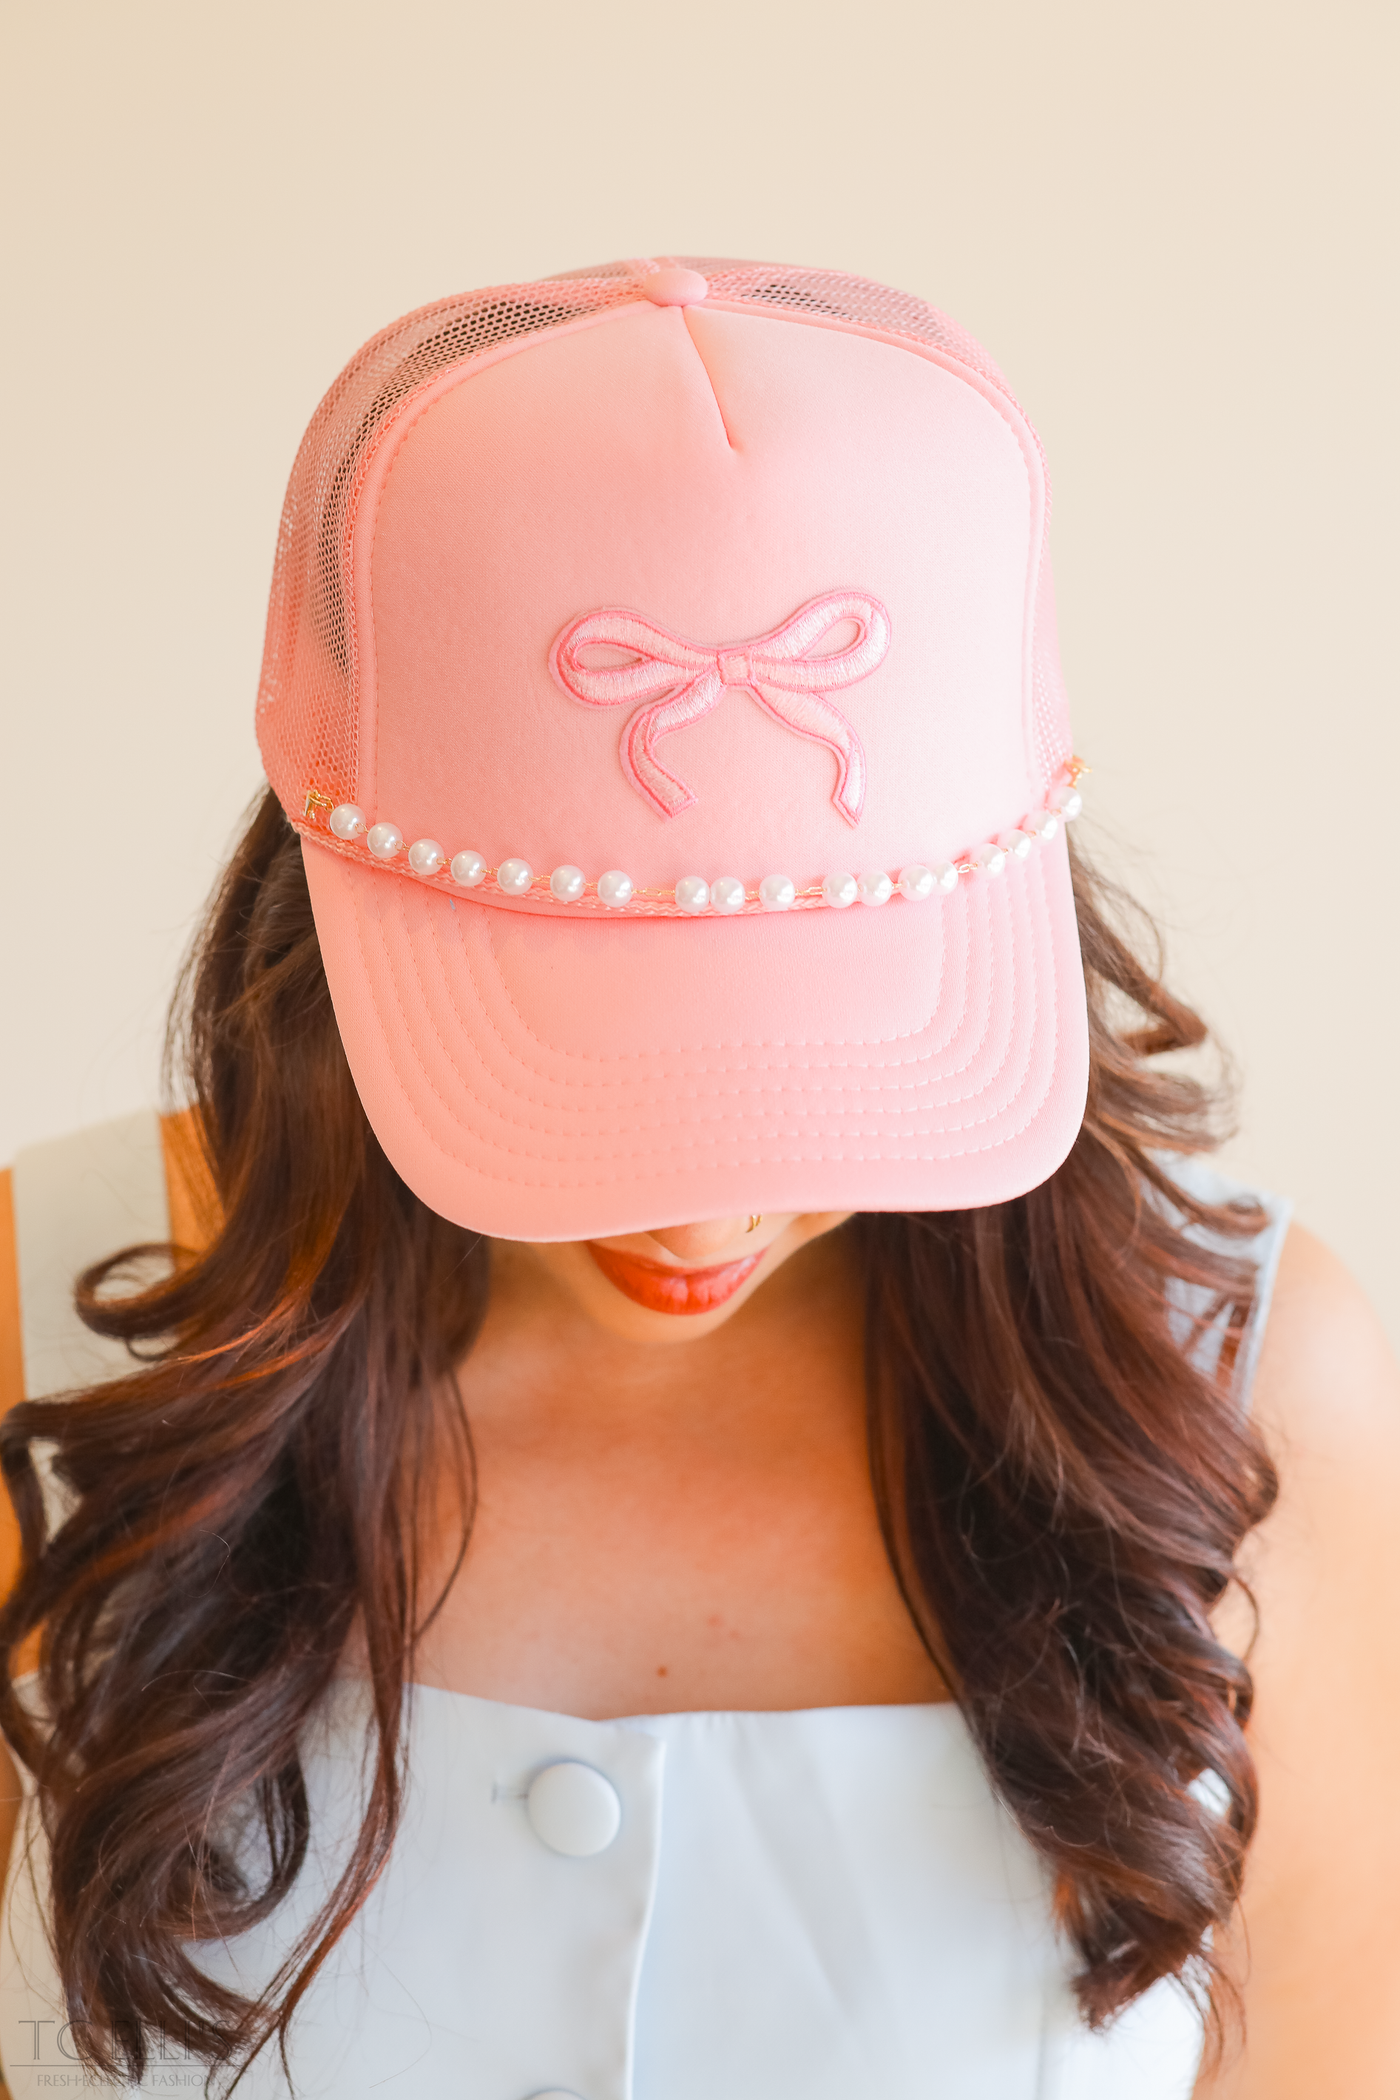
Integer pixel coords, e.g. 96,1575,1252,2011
312,761,1087,919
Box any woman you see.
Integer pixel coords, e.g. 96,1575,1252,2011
0,256,1397,2100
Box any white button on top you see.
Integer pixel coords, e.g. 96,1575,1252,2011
526,1761,621,1857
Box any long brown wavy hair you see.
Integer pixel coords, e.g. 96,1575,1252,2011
0,788,1276,2088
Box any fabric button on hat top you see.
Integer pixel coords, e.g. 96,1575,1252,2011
640,265,708,306
527,1761,622,1856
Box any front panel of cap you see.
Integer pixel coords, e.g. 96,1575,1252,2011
358,300,1041,884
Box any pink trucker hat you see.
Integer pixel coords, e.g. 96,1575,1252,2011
256,257,1090,1240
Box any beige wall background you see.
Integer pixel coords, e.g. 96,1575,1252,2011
3,0,1396,1340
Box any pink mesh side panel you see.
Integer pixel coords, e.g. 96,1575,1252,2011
1029,548,1072,793
683,259,1017,396
257,260,1057,820
257,278,640,816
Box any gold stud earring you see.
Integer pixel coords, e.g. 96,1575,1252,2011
745,1214,764,1234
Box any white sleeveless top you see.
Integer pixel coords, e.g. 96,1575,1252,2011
0,1114,1292,2100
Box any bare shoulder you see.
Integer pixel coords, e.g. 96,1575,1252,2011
1250,1220,1400,1456
1200,1224,1400,2097
1242,1220,1400,1724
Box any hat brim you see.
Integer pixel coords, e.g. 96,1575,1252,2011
302,833,1089,1241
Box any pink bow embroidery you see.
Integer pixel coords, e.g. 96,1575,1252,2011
549,590,891,825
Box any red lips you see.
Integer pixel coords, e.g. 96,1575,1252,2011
586,1242,763,1315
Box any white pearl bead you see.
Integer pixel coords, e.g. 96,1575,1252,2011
897,863,935,902
974,841,1007,877
822,871,858,908
366,822,404,860
597,869,634,908
674,875,710,914
856,870,893,907
998,829,1035,861
329,803,366,841
496,857,534,895
450,850,487,887
1049,784,1084,820
710,875,747,914
549,864,586,903
408,837,446,876
932,861,960,894
759,873,796,911
1024,808,1060,841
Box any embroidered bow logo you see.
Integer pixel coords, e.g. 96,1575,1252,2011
549,591,891,825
